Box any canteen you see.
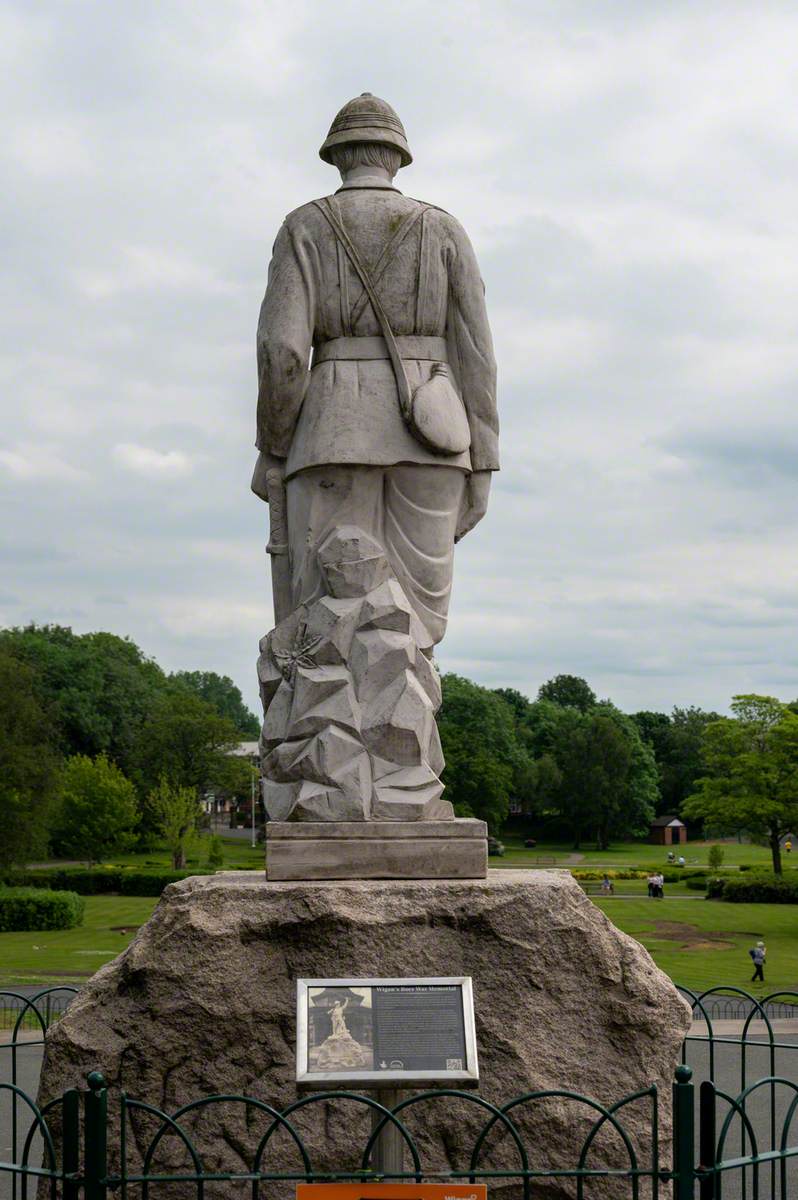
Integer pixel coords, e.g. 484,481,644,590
408,363,472,456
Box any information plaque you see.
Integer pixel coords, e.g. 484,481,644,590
296,977,478,1088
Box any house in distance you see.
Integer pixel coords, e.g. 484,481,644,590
649,815,687,846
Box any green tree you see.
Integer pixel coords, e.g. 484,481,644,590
170,670,259,737
147,776,201,869
707,844,725,871
632,707,722,816
53,754,139,864
132,686,241,798
549,704,657,848
683,694,798,874
206,834,224,869
439,675,531,832
0,649,61,867
0,624,165,776
537,674,596,713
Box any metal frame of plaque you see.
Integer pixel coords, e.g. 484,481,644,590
296,977,479,1089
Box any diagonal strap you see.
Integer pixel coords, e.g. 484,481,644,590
349,205,428,328
312,197,416,425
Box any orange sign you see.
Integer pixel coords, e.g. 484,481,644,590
298,1187,487,1200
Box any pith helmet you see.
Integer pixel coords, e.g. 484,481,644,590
319,93,412,167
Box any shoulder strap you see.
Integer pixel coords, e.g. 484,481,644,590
350,204,428,328
313,197,414,423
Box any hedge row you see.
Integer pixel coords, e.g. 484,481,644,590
572,870,650,880
706,874,798,903
0,868,215,896
572,868,707,883
0,887,85,931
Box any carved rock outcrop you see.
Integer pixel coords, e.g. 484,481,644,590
258,526,450,822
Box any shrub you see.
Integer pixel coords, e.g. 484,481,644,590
685,878,707,891
707,845,725,871
207,835,224,869
0,867,213,896
716,874,798,904
0,887,84,931
117,871,210,896
704,873,798,903
572,870,649,880
0,868,122,894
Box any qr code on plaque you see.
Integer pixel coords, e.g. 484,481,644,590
446,1058,463,1070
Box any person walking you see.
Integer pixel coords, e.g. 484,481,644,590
749,941,766,983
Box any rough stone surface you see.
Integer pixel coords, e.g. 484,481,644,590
258,526,451,823
38,871,691,1195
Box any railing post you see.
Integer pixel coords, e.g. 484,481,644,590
698,1081,717,1200
62,1089,81,1200
672,1065,695,1200
84,1071,108,1200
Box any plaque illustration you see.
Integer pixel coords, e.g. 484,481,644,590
308,987,374,1072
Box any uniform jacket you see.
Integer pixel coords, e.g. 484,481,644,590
256,179,499,479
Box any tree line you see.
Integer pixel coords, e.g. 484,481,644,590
439,673,798,874
2,627,797,873
0,624,258,868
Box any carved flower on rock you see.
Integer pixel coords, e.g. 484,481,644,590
273,622,323,683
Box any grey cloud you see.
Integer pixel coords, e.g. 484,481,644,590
2,0,797,716
662,427,798,484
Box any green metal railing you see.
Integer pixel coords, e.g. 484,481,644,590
2,987,798,1198
679,986,798,1200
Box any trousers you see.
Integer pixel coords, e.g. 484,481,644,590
285,464,467,648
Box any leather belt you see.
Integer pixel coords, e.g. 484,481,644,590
312,335,448,366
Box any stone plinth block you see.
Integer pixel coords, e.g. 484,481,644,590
266,817,487,880
38,871,691,1196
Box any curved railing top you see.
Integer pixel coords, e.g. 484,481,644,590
0,986,78,1043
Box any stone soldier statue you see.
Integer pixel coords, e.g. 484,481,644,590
253,93,498,826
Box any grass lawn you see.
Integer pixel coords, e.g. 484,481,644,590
0,896,159,987
579,879,700,897
29,834,264,873
495,837,792,871
2,835,795,995
594,895,798,994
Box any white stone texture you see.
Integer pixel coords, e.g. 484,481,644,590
37,871,692,1197
318,525,392,599
258,526,451,822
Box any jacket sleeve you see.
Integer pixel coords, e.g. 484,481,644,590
256,220,316,458
446,222,499,472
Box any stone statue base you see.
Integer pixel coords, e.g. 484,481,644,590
314,1030,370,1070
37,871,691,1195
265,817,487,880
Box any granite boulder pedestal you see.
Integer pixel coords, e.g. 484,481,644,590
38,870,692,1196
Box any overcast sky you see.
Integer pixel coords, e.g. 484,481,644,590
2,0,797,718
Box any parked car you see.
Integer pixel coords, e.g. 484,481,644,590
524,837,537,848
488,836,505,857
